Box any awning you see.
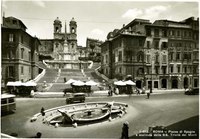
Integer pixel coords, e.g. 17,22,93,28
124,80,136,85
72,80,85,86
6,81,37,86
6,81,23,86
65,79,77,84
85,80,98,86
114,80,126,86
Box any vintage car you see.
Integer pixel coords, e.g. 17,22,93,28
66,93,85,104
185,87,199,95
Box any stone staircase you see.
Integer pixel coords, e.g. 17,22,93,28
36,62,104,92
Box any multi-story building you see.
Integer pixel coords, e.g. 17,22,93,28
86,38,103,62
101,17,199,89
101,19,150,88
145,17,199,90
1,16,41,85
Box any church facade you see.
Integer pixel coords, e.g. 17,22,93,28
39,17,89,69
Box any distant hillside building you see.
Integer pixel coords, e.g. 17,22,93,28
1,16,41,85
86,38,103,62
101,17,199,89
39,17,89,69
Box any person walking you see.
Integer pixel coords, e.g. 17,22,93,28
121,121,129,139
40,107,45,121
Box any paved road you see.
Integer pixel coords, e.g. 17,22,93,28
1,92,199,138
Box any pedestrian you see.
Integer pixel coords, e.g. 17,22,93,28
116,87,119,95
30,90,35,98
41,107,45,120
108,85,112,96
121,121,129,139
110,86,113,96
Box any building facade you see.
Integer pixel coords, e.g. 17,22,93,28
39,17,89,69
101,17,199,89
1,16,41,85
86,38,103,62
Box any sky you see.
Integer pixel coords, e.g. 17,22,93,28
1,0,199,47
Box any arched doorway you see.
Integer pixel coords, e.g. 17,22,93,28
172,79,178,89
161,79,167,89
183,77,189,89
136,80,142,89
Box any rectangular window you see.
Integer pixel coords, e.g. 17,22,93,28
119,67,122,74
148,81,152,89
154,81,158,88
155,54,159,63
189,66,192,73
171,66,173,73
147,41,150,48
193,52,197,60
7,66,14,77
184,66,187,73
105,55,108,63
184,53,188,60
162,42,168,49
154,41,159,49
176,53,180,60
177,31,180,36
21,48,24,59
118,51,122,62
162,29,167,37
163,55,167,63
29,52,31,61
162,66,166,74
155,66,159,74
21,66,24,74
146,67,149,74
146,28,151,36
193,66,198,74
194,79,198,87
9,34,14,42
154,29,159,37
170,30,175,36
184,31,187,37
188,53,191,60
177,66,180,73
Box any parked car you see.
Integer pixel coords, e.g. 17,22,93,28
185,87,199,95
66,93,85,104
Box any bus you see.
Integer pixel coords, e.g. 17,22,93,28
1,94,16,114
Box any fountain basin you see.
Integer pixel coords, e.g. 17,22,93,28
31,102,128,127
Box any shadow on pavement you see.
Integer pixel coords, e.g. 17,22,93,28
130,115,199,139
